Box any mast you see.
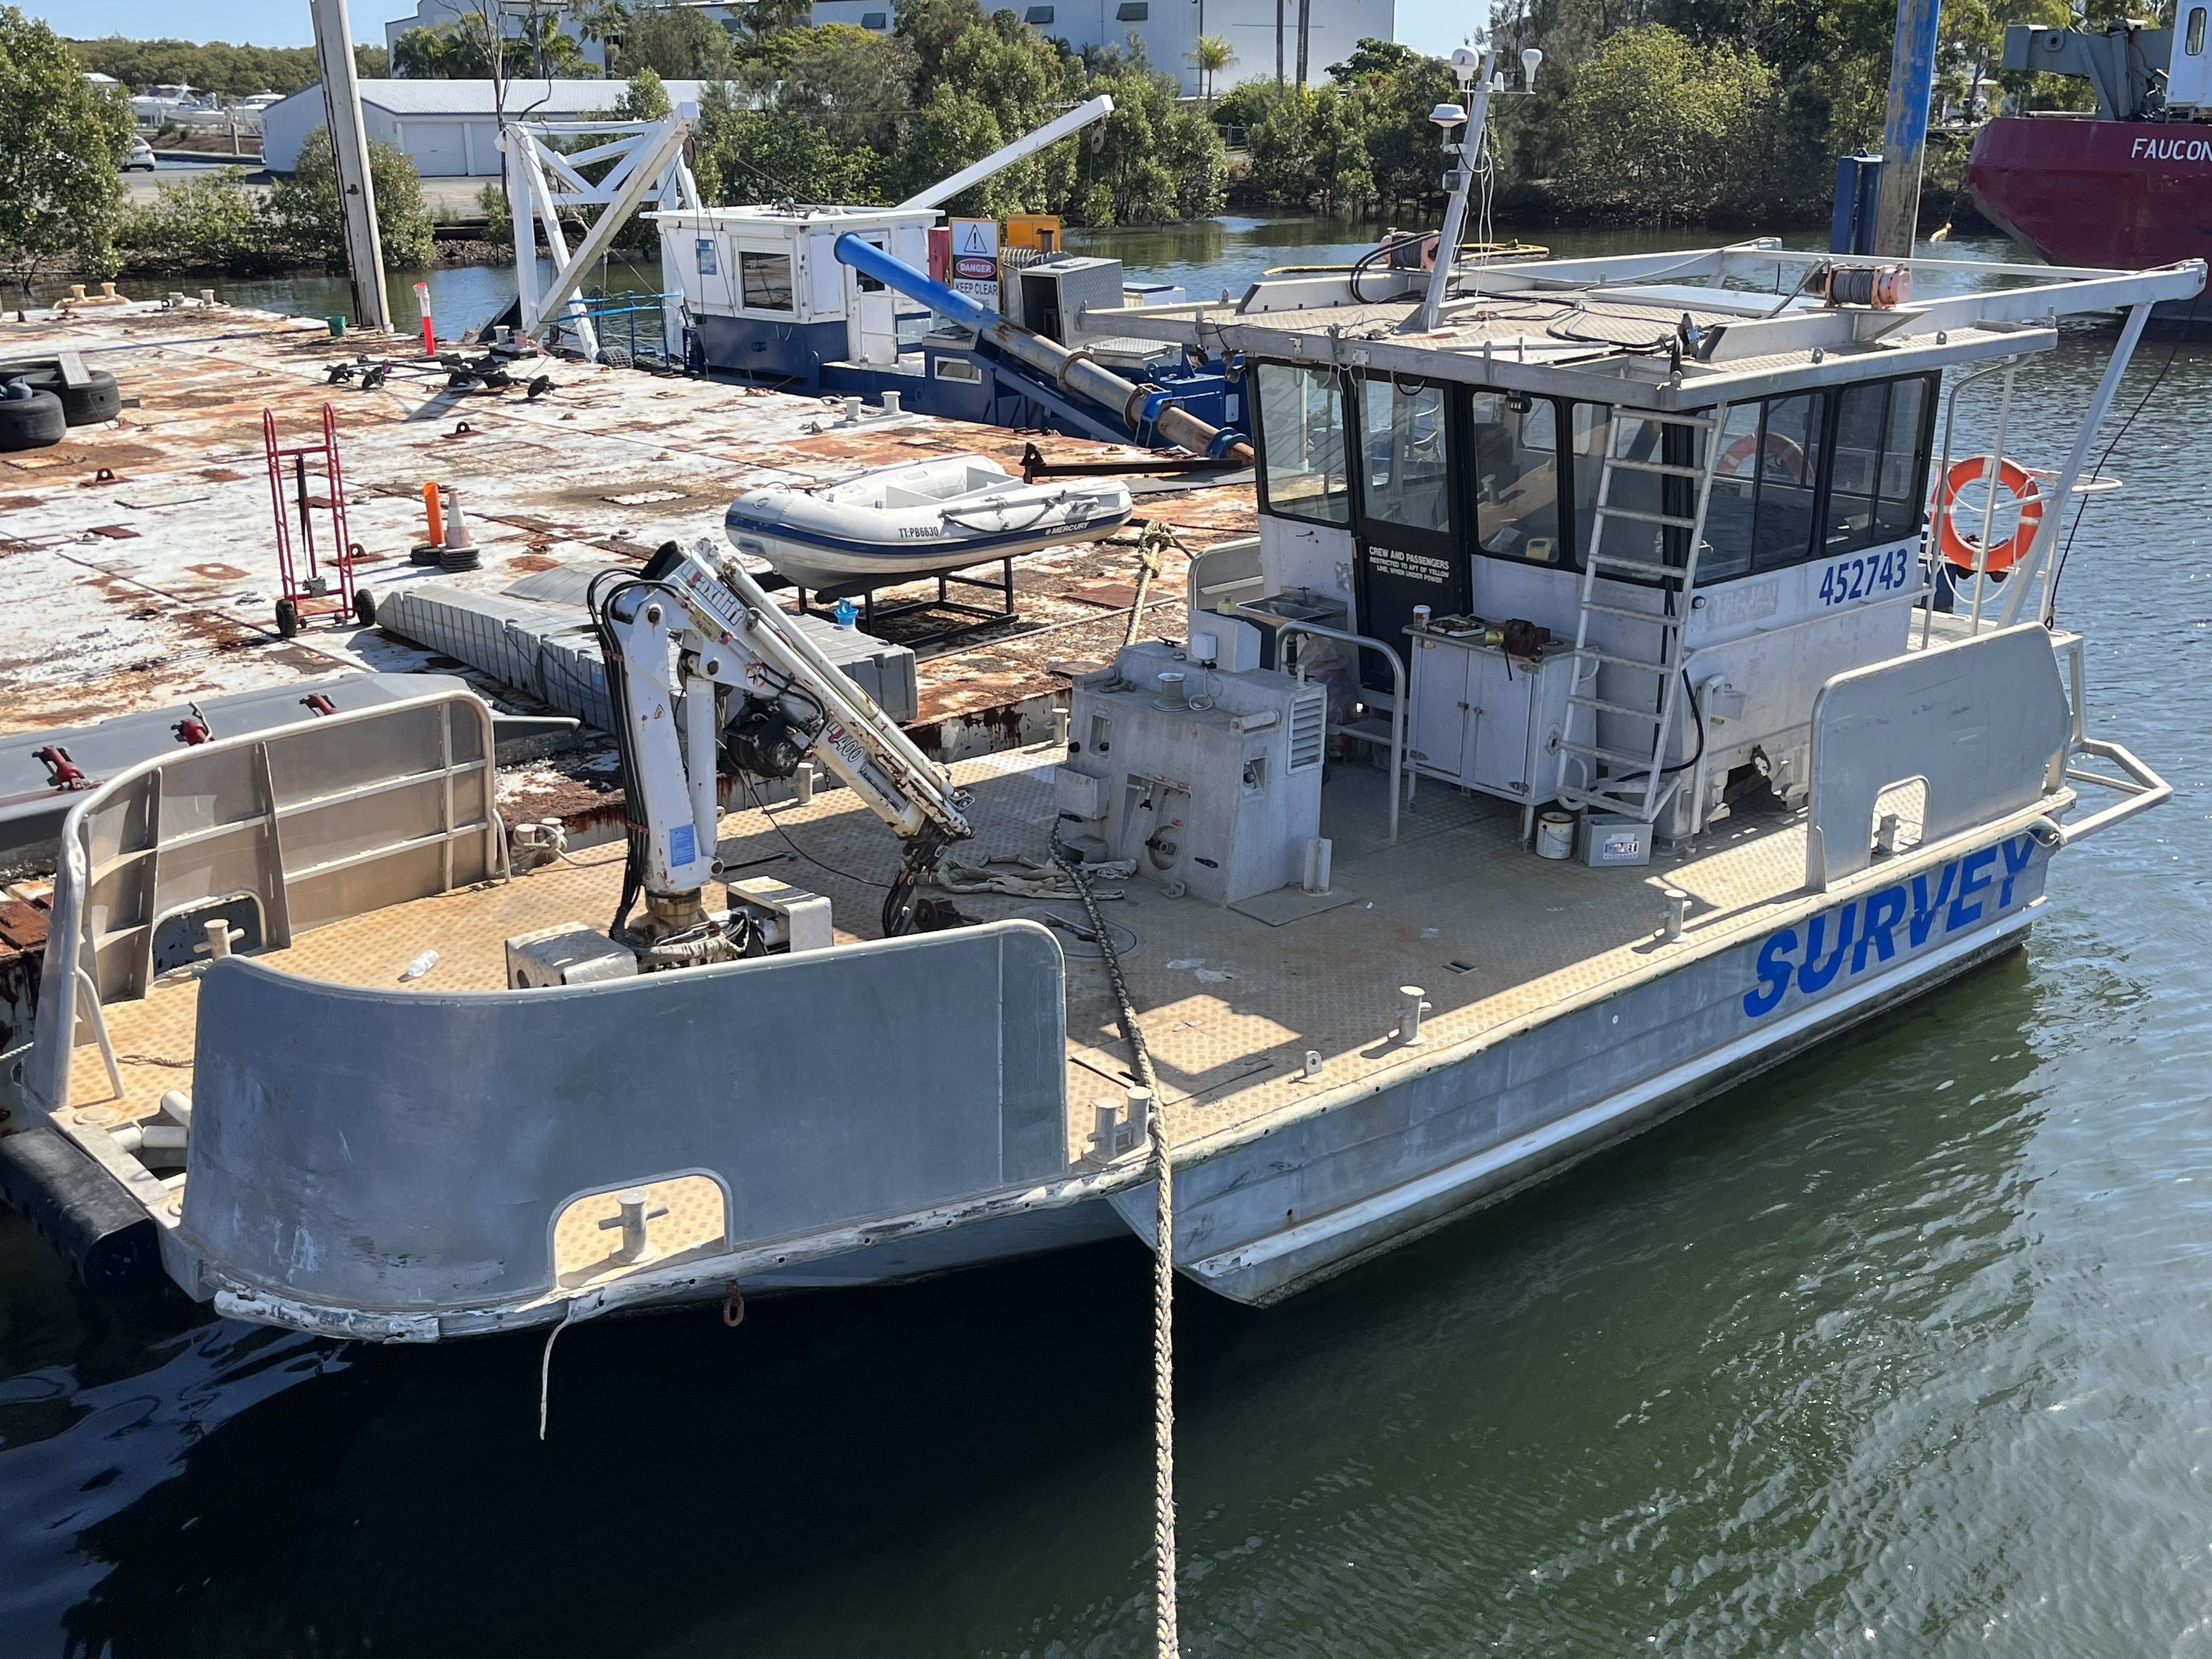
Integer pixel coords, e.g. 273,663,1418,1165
1874,0,1942,258
309,0,391,331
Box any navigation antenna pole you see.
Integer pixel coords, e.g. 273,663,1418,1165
309,0,391,332
1403,40,1540,335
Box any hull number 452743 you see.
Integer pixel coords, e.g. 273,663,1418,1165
1817,545,1915,607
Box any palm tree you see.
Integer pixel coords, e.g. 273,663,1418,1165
1190,32,1234,102
570,0,631,75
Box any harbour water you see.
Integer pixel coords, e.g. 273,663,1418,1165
5,225,2212,1655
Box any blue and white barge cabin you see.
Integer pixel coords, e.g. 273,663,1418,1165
3,245,2199,1338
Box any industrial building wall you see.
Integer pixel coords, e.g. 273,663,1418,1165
260,94,405,173
807,0,1393,94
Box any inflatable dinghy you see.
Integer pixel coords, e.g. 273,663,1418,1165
725,453,1133,591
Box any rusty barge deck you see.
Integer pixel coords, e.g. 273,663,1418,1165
0,300,1253,788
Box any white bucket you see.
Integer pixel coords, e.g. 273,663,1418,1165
1536,809,1575,860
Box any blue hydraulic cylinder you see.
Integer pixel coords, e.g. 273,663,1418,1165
1874,0,1941,257
831,232,1250,460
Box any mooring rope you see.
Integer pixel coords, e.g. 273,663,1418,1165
1049,831,1177,1657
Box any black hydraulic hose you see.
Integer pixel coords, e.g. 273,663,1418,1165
1346,239,1401,306
588,569,665,935
1662,669,1706,776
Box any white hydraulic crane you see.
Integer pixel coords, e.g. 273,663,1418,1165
591,541,972,947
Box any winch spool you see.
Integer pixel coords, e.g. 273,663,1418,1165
1824,263,1910,309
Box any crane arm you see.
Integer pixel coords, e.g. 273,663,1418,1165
595,541,971,936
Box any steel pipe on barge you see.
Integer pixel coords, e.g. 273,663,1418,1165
830,232,1254,465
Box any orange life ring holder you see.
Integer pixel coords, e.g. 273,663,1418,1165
1717,430,1806,483
1935,455,2044,573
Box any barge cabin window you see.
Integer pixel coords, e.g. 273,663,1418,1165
1257,362,1351,524
1249,363,1937,584
739,250,794,312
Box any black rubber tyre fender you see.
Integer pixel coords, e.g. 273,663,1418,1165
55,370,120,427
0,390,66,452
275,597,299,638
353,587,378,626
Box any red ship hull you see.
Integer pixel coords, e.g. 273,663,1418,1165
1966,115,2212,270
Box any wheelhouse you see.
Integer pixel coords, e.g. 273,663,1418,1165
1135,240,2205,839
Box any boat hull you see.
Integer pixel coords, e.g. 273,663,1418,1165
172,823,2054,1336
1966,115,2212,274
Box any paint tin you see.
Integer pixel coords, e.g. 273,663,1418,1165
1536,809,1575,860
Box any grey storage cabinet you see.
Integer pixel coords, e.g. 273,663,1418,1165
1406,625,1575,806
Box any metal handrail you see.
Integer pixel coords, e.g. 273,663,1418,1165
23,688,502,1120
1227,603,1406,843
2059,737,2171,844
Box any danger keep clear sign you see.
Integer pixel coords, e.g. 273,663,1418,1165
949,217,1001,307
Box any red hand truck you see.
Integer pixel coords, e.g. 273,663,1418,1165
263,404,365,637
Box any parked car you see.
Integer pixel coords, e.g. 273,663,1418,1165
125,137,156,172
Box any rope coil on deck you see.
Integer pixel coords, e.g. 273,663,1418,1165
1049,830,1178,1657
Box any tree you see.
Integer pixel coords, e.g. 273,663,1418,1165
607,64,671,121
766,24,916,152
115,167,276,268
1245,82,1372,212
0,6,133,287
393,21,496,78
1347,42,1457,212
619,5,735,79
268,124,436,270
695,104,884,204
570,0,630,74
1327,38,1418,82
1074,53,1227,224
64,36,379,99
895,0,990,97
1190,32,1234,101
512,7,592,77
891,10,1077,205
1552,25,1777,222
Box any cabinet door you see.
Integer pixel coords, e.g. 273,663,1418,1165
1468,651,1540,798
1408,639,1469,781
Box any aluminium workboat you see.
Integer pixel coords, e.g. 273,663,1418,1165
0,236,2194,1343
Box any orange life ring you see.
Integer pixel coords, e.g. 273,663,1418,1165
1717,430,1806,483
1935,455,2043,573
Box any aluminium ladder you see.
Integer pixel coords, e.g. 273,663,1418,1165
1553,405,1729,823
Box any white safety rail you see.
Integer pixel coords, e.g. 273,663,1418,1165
501,107,702,363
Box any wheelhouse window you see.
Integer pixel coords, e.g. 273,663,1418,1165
1470,391,1562,561
2190,5,2206,53
1701,392,1828,576
1361,376,1451,535
739,250,794,312
1825,376,1932,553
1256,362,1350,525
1571,405,1694,573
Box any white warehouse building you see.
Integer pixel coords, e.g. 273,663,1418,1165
262,79,703,176
809,0,1396,94
376,0,1394,100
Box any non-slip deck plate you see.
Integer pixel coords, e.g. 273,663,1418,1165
67,743,1925,1198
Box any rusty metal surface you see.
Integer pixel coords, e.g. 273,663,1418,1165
0,300,1254,830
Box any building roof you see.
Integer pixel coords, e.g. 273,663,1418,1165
269,79,706,119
